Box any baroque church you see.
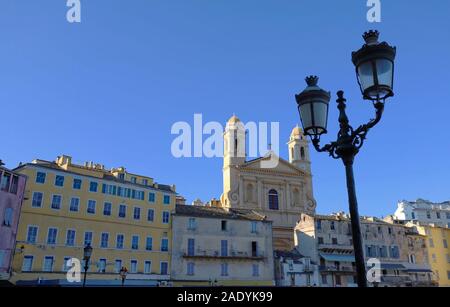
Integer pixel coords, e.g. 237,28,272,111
220,115,317,251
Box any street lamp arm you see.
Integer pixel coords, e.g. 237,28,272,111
311,137,340,159
351,101,384,150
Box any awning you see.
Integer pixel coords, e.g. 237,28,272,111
380,263,406,270
319,253,355,262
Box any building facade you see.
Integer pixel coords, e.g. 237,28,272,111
0,165,26,280
171,204,274,286
407,222,450,286
220,115,316,251
274,249,319,287
10,155,176,286
394,199,450,228
295,213,435,287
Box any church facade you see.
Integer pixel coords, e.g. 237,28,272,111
220,115,317,251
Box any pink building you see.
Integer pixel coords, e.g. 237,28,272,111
0,163,26,280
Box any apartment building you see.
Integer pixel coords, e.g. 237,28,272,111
171,204,274,286
10,155,176,286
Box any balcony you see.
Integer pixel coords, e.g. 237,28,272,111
319,265,355,274
183,249,265,261
380,275,411,284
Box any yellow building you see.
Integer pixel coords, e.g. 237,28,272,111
10,155,176,286
409,222,450,287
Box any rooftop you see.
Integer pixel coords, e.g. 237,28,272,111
174,204,268,222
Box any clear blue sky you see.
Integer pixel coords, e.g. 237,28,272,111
1,1,449,217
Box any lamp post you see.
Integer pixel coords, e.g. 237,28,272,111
295,30,396,287
82,243,93,287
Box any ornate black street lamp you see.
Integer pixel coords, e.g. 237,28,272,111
295,30,396,287
82,243,93,287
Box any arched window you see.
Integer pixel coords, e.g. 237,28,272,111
300,147,305,160
268,189,279,210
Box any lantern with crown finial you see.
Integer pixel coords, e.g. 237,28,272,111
295,76,331,137
352,30,396,101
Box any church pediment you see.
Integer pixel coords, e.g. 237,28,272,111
240,152,307,176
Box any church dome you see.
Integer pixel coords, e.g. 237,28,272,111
227,114,241,124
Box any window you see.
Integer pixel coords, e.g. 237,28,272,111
73,178,82,190
162,211,170,224
132,235,139,250
411,212,416,219
3,208,13,226
221,263,228,276
380,246,388,258
84,232,93,246
252,264,259,277
444,239,448,249
432,254,437,263
130,260,138,273
47,228,58,245
332,237,338,245
36,172,46,184
0,172,11,191
388,227,393,235
188,217,196,230
27,226,38,243
446,212,450,219
10,175,19,194
32,192,43,208
131,177,137,184
51,195,62,210
142,179,148,186
146,237,153,251
409,254,416,264
66,230,76,246
268,189,279,210
318,237,324,244
63,257,71,271
98,259,106,273
427,211,431,219
330,221,335,230
87,200,96,214
163,195,170,204
187,262,195,275
119,205,126,218
221,220,227,231
437,212,441,219
160,262,168,275
144,261,151,274
102,202,112,216
447,254,450,264
447,271,450,280
429,238,434,248
22,256,33,272
134,207,141,220
42,256,53,272
149,192,155,203
116,234,124,249
147,209,154,222
101,233,109,248
221,240,228,257
43,256,54,272
70,197,80,212
251,241,258,257
89,181,98,192
187,238,195,256
316,220,322,230
321,274,327,285
390,246,400,259
251,221,257,233
161,238,169,252
55,175,65,187
115,260,122,273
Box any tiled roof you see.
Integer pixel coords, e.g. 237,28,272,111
14,162,176,194
174,204,268,222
